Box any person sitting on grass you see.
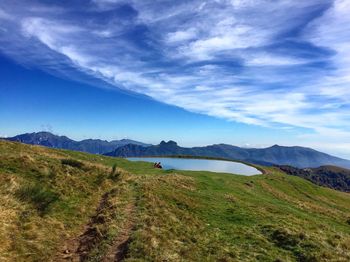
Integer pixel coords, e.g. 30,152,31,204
153,162,162,169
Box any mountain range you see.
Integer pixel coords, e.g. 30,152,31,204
105,140,350,169
3,132,150,154
3,132,350,169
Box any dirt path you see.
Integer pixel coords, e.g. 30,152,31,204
54,225,87,262
102,202,135,262
54,190,114,261
55,188,136,262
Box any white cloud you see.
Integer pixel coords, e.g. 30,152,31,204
0,8,13,20
245,53,306,66
175,19,271,60
1,0,350,156
305,0,350,99
166,28,197,43
91,0,127,10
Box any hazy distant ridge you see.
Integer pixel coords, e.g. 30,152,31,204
105,141,350,169
4,132,350,168
3,132,150,154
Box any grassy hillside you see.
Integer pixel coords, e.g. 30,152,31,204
278,165,350,192
1,140,350,261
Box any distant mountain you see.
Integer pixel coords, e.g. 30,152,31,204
277,165,350,192
105,141,350,169
5,133,350,169
3,132,150,154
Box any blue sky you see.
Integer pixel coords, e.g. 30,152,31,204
0,0,350,158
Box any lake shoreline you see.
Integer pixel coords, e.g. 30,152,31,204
123,155,266,174
126,156,263,176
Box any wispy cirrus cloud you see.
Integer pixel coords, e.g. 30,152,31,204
1,0,350,150
0,8,12,20
305,0,350,100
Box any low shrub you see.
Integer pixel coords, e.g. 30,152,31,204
111,164,117,174
262,226,305,250
61,158,84,169
347,218,350,225
271,228,303,249
95,173,106,185
15,184,59,214
108,164,121,181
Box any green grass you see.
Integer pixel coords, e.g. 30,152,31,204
15,183,59,214
1,140,350,261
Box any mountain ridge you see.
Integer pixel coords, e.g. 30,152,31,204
105,140,350,169
3,132,350,168
3,131,150,154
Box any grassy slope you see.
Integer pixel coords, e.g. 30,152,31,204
1,140,350,261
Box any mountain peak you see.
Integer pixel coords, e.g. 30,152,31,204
160,140,178,146
30,131,56,137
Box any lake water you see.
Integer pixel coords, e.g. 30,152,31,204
127,157,262,176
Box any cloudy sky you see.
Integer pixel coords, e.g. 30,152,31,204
1,0,350,158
